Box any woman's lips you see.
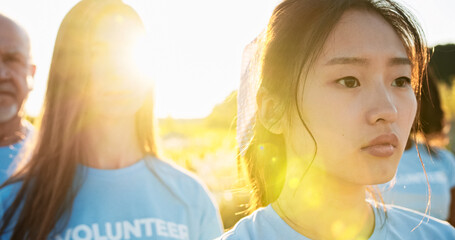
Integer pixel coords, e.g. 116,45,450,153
361,134,399,158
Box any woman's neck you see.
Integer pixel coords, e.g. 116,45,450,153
85,116,143,169
273,167,375,240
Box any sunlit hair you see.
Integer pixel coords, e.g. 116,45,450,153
242,0,427,212
0,0,157,238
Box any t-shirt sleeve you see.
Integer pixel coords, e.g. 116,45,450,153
198,186,223,240
441,150,455,188
215,231,238,240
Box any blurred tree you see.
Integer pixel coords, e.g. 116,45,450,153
205,90,237,128
430,44,455,85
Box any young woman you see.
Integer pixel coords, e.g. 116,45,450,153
379,67,455,224
0,0,223,239
222,0,455,239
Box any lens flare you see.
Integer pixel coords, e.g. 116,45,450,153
130,36,154,88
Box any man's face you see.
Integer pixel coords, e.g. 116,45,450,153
0,16,35,123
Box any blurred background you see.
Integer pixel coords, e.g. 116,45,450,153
1,0,454,229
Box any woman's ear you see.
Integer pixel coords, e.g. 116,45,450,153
257,87,285,134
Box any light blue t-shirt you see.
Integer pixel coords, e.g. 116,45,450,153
218,203,455,239
0,142,23,184
378,143,455,220
0,123,33,184
0,156,223,240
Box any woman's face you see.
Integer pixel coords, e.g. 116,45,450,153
88,13,150,118
284,9,417,185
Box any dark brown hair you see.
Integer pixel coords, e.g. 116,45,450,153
243,0,427,211
419,65,447,150
0,0,158,238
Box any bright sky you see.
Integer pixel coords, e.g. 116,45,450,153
1,0,454,119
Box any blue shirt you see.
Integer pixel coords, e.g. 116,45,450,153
0,122,33,184
0,142,23,184
218,203,455,239
0,156,223,240
378,144,455,220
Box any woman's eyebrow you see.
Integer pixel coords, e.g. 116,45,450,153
325,57,368,66
388,57,411,66
324,57,411,66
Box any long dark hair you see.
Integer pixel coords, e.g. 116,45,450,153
419,65,447,150
0,0,158,238
242,0,427,211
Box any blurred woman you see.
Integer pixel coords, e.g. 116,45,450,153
379,66,455,225
0,0,223,239
221,0,455,239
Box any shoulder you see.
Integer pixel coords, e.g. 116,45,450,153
218,205,305,240
147,156,208,190
431,148,455,177
377,204,455,239
413,144,454,161
146,156,223,232
145,156,217,205
217,208,263,240
409,144,455,167
434,148,455,162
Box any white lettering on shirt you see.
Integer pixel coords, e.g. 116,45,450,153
55,218,189,240
72,224,92,240
91,224,107,240
105,222,122,240
124,219,142,239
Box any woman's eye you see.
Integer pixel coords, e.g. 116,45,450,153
336,77,360,88
392,77,411,88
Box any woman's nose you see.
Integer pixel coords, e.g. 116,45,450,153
365,85,398,125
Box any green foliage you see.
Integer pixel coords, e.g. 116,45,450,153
438,81,455,120
204,91,237,128
430,44,455,86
